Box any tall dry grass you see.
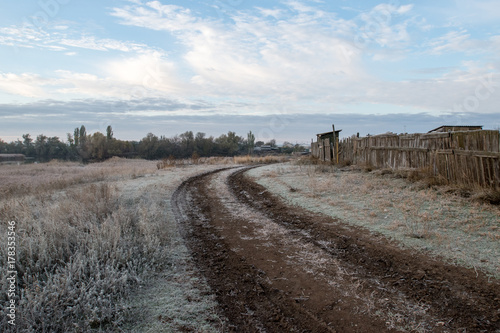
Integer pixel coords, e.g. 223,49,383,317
156,155,289,169
0,158,156,198
0,158,173,331
232,155,289,164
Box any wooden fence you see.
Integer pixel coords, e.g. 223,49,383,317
313,130,500,188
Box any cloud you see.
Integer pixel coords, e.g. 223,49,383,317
356,3,414,49
1,0,498,128
412,67,458,74
111,1,366,100
0,50,188,100
104,51,189,95
286,1,325,15
422,30,500,60
397,4,414,14
360,71,500,115
58,36,150,53
0,26,49,49
453,0,500,23
0,73,49,97
0,23,154,54
110,2,198,32
0,98,216,127
1,99,499,143
256,7,284,19
425,30,476,55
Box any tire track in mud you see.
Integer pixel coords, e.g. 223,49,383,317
172,167,342,332
172,166,500,332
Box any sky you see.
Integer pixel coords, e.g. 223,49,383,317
0,0,499,144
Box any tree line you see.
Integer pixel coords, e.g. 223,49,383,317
0,126,304,162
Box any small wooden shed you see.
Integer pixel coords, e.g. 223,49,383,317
312,125,342,163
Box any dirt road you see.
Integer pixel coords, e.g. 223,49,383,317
172,166,500,332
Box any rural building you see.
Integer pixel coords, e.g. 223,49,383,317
254,145,279,154
0,154,25,163
428,125,483,133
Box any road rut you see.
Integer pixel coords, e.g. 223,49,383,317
172,166,500,332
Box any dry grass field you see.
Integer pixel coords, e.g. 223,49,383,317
0,158,234,332
1,156,498,332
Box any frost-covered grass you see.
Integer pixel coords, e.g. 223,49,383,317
0,157,156,198
0,158,223,332
247,163,500,279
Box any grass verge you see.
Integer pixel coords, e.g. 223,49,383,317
0,158,222,332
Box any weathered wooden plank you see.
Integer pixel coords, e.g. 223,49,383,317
421,132,451,140
434,150,500,158
368,147,430,153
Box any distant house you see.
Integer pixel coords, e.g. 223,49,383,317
427,125,483,133
254,145,279,154
0,154,25,163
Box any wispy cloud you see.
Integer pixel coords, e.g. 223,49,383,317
110,1,366,100
58,36,150,53
356,3,414,48
425,30,481,55
111,2,199,32
0,24,154,54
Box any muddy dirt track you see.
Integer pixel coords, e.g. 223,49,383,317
172,166,500,332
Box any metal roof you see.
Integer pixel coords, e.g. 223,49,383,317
427,125,483,133
316,130,342,137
